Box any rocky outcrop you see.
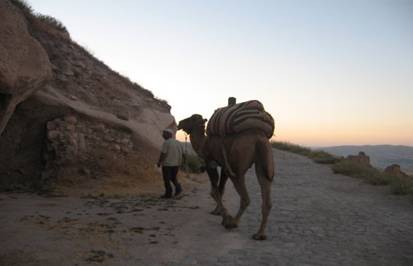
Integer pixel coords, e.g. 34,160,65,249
384,164,408,178
0,0,175,189
346,152,371,166
0,0,52,134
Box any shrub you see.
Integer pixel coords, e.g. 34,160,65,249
329,155,413,196
332,159,386,182
271,141,312,156
10,1,68,34
387,175,413,195
272,141,413,199
10,0,33,14
181,154,205,173
310,150,341,164
35,14,68,33
364,174,391,186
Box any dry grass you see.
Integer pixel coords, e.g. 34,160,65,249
35,14,67,33
273,141,413,198
271,141,340,164
332,160,390,185
333,159,413,197
386,175,413,195
54,150,203,197
10,0,68,33
10,0,33,14
52,151,161,197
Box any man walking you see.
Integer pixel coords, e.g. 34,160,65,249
157,129,183,198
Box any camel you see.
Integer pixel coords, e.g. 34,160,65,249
178,114,274,240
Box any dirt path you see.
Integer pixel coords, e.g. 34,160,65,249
1,149,412,265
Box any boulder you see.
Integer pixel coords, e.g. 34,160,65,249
347,152,371,166
384,164,408,178
0,0,52,134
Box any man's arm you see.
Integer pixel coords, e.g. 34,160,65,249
180,143,185,166
158,141,168,167
157,152,166,168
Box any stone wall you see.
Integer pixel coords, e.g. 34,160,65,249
43,114,134,181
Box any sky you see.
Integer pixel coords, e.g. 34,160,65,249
29,0,413,147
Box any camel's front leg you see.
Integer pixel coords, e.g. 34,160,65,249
206,166,228,216
222,175,250,229
212,169,228,215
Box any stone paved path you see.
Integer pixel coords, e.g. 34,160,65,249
162,149,413,266
1,149,412,265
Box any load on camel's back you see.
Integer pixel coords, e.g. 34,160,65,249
207,99,274,139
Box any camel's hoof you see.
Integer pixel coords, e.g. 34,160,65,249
209,207,221,216
224,222,238,229
252,233,267,241
222,215,238,229
210,210,221,216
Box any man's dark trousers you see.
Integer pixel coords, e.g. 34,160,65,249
162,166,182,197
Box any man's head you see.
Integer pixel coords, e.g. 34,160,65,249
162,128,174,140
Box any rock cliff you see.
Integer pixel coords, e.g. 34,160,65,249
0,0,175,190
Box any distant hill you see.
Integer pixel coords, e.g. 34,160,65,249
320,145,413,174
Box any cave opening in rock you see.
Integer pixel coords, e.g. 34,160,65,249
0,93,11,114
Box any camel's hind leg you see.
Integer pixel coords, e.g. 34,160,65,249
253,162,273,240
222,175,250,229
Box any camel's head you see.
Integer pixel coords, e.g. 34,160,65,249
178,114,207,134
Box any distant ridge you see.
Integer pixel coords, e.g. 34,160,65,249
320,145,413,174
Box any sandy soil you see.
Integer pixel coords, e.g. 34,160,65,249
0,174,212,266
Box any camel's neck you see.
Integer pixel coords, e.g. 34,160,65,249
189,127,207,157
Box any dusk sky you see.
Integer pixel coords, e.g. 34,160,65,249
29,0,413,146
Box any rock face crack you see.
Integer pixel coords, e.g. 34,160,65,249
0,92,12,134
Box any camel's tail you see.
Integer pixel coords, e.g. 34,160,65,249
256,139,274,181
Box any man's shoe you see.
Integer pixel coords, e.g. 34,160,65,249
160,194,172,199
175,188,182,197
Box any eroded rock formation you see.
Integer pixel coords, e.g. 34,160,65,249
0,0,52,134
384,164,408,178
0,0,175,189
346,152,371,166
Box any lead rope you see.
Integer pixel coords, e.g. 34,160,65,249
184,133,188,152
183,132,189,175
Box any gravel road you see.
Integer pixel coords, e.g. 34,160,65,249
1,149,412,265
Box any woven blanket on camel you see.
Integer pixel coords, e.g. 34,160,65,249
206,100,274,138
